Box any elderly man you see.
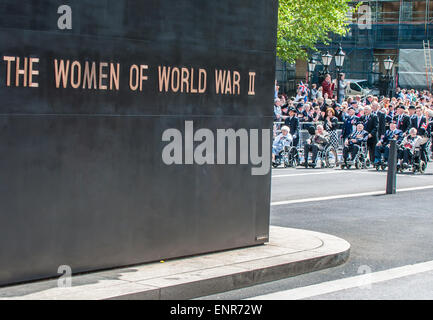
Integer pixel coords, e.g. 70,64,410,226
302,125,330,168
411,106,429,163
398,128,427,168
374,121,404,165
372,101,386,140
394,105,411,134
361,105,379,163
342,123,369,165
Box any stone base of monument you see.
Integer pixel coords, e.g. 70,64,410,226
0,227,350,300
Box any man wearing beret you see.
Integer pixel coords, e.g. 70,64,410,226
408,105,416,119
342,107,359,140
284,107,300,148
393,105,411,134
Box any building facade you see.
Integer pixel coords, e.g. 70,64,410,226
279,0,433,95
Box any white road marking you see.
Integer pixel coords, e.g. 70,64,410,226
272,171,344,178
273,169,427,179
271,185,433,206
247,260,433,300
347,170,424,178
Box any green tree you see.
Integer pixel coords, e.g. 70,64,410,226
277,0,355,63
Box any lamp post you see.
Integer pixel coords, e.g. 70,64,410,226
384,56,394,97
334,45,346,103
320,51,333,86
321,51,333,74
308,58,317,85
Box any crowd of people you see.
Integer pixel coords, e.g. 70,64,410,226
272,74,433,171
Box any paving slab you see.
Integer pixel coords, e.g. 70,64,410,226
0,226,350,300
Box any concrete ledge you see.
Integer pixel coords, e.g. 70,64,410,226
0,226,350,300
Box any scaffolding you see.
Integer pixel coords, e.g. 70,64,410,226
311,0,433,89
423,40,433,90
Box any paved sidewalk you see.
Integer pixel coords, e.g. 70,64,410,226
0,226,350,300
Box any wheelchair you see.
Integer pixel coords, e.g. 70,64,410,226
398,147,427,174
272,143,300,168
301,126,336,169
311,144,337,169
374,161,387,171
413,148,428,174
341,141,370,170
374,146,389,171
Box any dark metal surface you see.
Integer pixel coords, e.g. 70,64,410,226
0,0,278,286
387,140,397,194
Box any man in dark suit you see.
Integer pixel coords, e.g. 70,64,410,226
410,106,427,132
393,105,411,134
374,121,404,165
410,106,428,162
408,105,416,120
284,107,300,148
342,107,359,140
372,102,386,140
361,105,378,162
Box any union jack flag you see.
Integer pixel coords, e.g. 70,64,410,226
299,82,307,93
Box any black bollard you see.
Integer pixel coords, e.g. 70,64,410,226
386,139,397,194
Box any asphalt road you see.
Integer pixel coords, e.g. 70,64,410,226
198,165,433,300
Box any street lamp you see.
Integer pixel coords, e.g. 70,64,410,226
334,46,346,103
384,56,394,72
308,58,316,85
334,46,346,69
384,56,394,97
321,51,333,74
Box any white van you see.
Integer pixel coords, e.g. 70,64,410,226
344,79,380,98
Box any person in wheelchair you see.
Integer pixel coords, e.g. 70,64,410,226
301,125,330,168
272,126,293,166
374,121,403,166
398,128,429,170
342,123,369,167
